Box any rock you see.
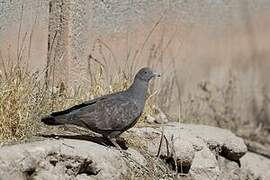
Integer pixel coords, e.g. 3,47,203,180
164,123,247,161
156,137,196,174
217,156,257,180
145,114,155,124
0,139,145,180
0,167,26,180
173,139,195,168
129,122,248,180
0,123,251,180
131,122,247,161
241,152,270,180
153,106,169,124
221,136,247,161
145,107,169,124
189,145,220,180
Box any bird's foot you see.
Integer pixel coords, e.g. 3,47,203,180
107,138,131,156
110,138,123,151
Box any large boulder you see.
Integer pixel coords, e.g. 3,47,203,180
129,122,248,180
0,123,253,180
164,123,247,161
0,139,146,180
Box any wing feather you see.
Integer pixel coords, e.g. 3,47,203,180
68,95,140,132
50,92,120,117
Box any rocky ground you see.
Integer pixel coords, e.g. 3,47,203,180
0,123,269,180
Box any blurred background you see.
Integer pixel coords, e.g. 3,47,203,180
0,0,270,148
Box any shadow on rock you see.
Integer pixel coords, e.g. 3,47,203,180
38,134,128,150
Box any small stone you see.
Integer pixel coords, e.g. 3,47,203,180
174,139,195,167
222,137,247,161
190,146,220,180
145,114,155,124
154,107,169,124
17,156,37,172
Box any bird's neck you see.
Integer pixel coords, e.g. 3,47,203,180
128,79,148,108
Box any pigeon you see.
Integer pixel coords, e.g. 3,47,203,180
41,67,160,148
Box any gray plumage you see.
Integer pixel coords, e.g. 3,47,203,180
41,67,160,141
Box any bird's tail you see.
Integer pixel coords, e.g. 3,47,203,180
41,115,65,125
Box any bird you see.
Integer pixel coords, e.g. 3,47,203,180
41,67,160,149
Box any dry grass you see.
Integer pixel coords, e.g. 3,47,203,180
179,72,239,130
0,52,160,141
0,64,41,140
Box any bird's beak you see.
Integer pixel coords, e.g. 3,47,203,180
153,72,161,77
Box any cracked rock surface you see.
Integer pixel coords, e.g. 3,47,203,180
129,122,251,180
1,123,269,180
0,139,145,180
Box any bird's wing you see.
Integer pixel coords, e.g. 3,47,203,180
99,96,141,131
51,93,141,132
72,95,141,131
50,92,118,117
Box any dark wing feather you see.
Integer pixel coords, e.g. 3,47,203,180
51,100,98,117
63,94,141,132
50,92,119,117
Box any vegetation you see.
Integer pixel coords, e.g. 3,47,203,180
0,7,269,149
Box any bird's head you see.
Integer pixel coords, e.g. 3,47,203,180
135,67,160,82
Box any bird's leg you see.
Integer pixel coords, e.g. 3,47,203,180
103,136,126,154
110,138,132,157
103,135,130,155
109,138,123,151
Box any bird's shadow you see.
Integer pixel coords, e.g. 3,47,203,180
38,133,128,150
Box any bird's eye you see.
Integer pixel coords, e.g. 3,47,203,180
144,71,147,74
